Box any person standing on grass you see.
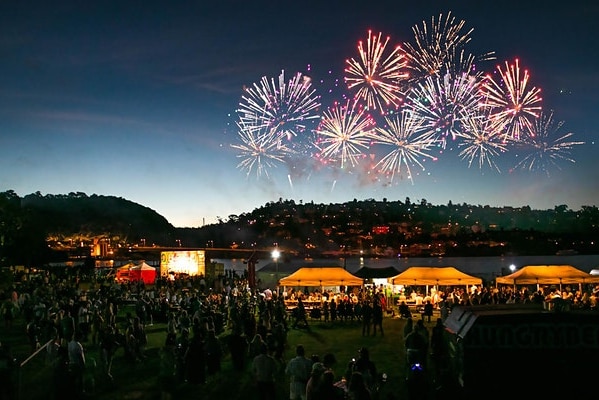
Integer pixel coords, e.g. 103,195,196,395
128,316,148,361
226,326,248,372
293,297,310,331
61,309,76,343
430,317,448,384
405,321,428,372
99,324,119,382
322,300,330,323
252,343,278,400
361,299,373,336
285,344,313,400
372,294,384,337
90,308,104,347
67,333,86,398
422,300,434,322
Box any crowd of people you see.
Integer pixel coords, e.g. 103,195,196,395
0,267,397,400
1,265,599,400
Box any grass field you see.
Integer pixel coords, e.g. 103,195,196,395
7,310,440,400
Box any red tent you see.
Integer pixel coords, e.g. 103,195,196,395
128,262,157,284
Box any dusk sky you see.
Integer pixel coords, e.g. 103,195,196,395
1,0,598,227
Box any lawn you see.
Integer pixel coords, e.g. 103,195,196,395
10,311,440,400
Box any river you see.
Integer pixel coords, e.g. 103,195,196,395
213,254,599,281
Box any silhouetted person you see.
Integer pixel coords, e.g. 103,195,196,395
423,300,433,322
372,296,384,337
227,327,248,372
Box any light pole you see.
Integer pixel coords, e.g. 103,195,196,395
272,248,280,295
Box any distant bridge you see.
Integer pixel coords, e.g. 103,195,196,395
124,246,288,259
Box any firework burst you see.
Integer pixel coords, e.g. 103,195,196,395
456,112,510,172
345,30,408,113
230,121,293,179
403,12,474,81
229,13,584,183
406,71,482,147
511,111,584,175
372,111,438,184
236,70,321,141
314,100,377,169
481,59,542,140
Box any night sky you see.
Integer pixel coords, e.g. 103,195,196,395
1,0,598,227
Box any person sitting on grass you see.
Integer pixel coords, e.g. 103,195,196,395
399,301,412,319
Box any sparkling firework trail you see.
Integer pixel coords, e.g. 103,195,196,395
372,111,438,184
406,72,482,147
230,121,293,179
456,112,509,172
236,70,321,140
403,12,474,81
481,59,542,140
314,100,377,169
345,30,408,113
512,111,584,175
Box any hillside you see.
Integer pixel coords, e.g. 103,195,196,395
0,191,176,266
1,191,599,267
20,191,176,242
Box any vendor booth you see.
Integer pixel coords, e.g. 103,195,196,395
278,267,363,287
388,266,482,313
128,262,157,285
115,262,157,285
278,267,363,317
388,266,482,287
495,264,599,289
